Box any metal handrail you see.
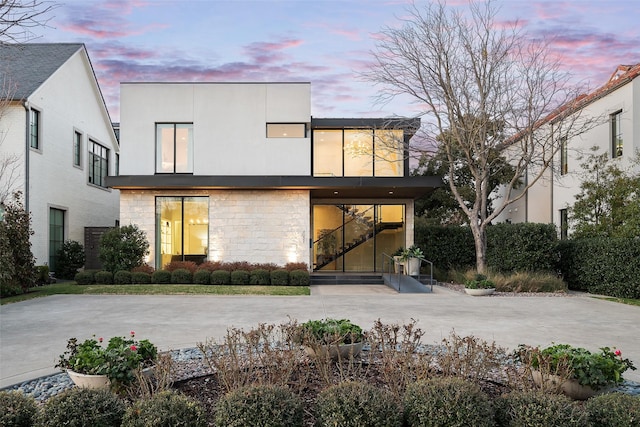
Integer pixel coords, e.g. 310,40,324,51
381,252,434,292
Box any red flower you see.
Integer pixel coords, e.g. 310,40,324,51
98,337,103,343
130,331,135,337
615,349,622,357
130,345,137,351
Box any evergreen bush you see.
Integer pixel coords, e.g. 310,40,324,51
113,270,132,285
193,269,211,285
121,390,206,427
249,269,270,285
289,269,310,286
38,388,125,427
171,268,193,284
131,272,151,284
74,271,94,285
0,192,36,294
151,270,172,284
230,270,250,285
0,390,39,427
210,270,231,285
99,225,149,273
35,265,51,285
486,223,558,272
585,392,640,427
94,270,113,285
270,269,289,285
54,240,85,279
494,390,586,426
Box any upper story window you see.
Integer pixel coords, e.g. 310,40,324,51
611,110,623,158
559,136,568,175
156,123,193,173
313,128,404,177
29,108,40,149
89,140,109,187
266,123,307,138
73,131,82,167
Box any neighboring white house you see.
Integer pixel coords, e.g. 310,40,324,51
495,63,640,236
108,82,439,271
0,43,120,271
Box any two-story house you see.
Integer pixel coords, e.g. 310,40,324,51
107,82,439,272
0,43,120,272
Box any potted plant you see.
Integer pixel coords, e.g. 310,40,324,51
56,331,158,390
464,273,496,296
392,247,405,273
299,318,364,360
518,344,636,400
402,245,424,276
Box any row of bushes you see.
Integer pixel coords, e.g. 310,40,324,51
3,380,638,427
159,260,308,274
75,268,310,286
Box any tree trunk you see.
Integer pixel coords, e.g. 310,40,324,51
470,223,487,274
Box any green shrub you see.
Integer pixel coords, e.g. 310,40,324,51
152,270,171,284
249,269,270,285
486,223,558,273
113,270,132,285
55,240,85,279
316,381,402,427
0,193,36,294
214,384,303,427
131,271,151,284
585,392,640,427
99,225,149,273
210,270,231,285
414,220,475,270
74,271,94,285
35,265,51,285
289,269,310,286
230,270,249,285
270,269,289,285
403,377,494,427
94,270,113,285
494,390,587,427
121,390,205,427
171,268,193,284
38,388,125,427
0,390,39,426
193,269,211,285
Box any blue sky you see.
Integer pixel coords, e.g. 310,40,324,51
34,0,640,121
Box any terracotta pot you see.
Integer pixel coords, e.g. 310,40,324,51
304,342,364,360
464,288,495,296
67,370,110,390
531,370,596,400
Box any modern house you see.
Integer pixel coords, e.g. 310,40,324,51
0,43,120,271
108,82,439,272
494,63,640,236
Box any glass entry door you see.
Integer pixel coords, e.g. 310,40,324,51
313,204,404,272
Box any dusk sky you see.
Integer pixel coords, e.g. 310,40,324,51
34,0,640,122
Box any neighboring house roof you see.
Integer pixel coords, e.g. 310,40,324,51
0,43,84,100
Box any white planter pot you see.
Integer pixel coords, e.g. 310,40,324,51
464,288,496,296
531,370,597,400
393,256,404,274
67,370,110,390
405,258,421,276
304,342,364,360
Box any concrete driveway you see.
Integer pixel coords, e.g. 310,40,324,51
1,285,639,388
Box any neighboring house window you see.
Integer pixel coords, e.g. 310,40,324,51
115,153,119,176
560,209,568,240
611,110,623,158
89,140,109,187
30,109,40,149
266,123,306,138
560,136,568,175
49,208,65,272
156,123,193,173
73,131,82,167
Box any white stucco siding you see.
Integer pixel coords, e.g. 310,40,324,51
0,104,27,199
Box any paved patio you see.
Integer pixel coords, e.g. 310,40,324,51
1,285,639,388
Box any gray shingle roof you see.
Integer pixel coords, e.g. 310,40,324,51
0,43,84,100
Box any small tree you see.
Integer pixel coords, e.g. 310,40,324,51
55,240,85,279
99,225,149,273
0,191,35,294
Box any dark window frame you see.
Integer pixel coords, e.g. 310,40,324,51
560,136,568,175
30,108,40,149
611,110,623,158
88,139,109,187
73,130,82,167
155,122,194,174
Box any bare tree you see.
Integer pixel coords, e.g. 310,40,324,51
362,0,595,273
0,72,21,206
0,0,57,44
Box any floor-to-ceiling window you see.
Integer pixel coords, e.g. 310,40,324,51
49,208,65,272
155,196,209,268
313,204,404,272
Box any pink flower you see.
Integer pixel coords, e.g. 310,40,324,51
98,337,103,343
615,349,622,357
130,345,137,351
130,331,135,337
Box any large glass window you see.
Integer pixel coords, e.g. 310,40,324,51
49,208,64,272
156,123,193,173
611,110,623,158
374,129,403,177
313,130,343,176
156,196,209,269
30,109,40,149
88,140,109,187
266,123,306,138
344,130,373,176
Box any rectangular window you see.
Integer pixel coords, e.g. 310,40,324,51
313,130,343,176
560,209,568,240
344,129,373,176
73,131,82,166
30,109,40,149
88,140,109,187
49,208,65,272
115,153,119,176
560,136,568,175
266,123,306,138
611,110,623,158
374,129,403,177
156,123,193,173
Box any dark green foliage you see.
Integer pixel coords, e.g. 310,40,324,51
171,268,193,284
113,270,132,285
289,269,310,286
214,384,303,427
249,269,270,285
55,240,85,279
210,270,231,285
316,381,402,427
35,265,51,285
230,270,250,285
0,390,38,426
131,272,151,284
151,270,171,284
494,390,586,426
121,390,206,427
94,270,113,285
403,377,494,427
414,220,475,270
557,237,640,298
193,269,211,285
74,271,94,285
301,319,363,344
585,392,640,427
270,269,289,285
98,225,149,273
486,223,558,272
0,192,36,295
38,388,125,427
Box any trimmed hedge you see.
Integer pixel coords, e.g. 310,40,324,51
214,385,303,427
39,388,125,427
494,390,587,426
152,270,172,284
414,222,475,270
131,271,151,284
74,271,94,285
211,270,231,285
250,269,271,285
171,268,192,284
289,269,310,286
585,392,640,427
0,390,39,426
270,269,289,285
487,223,557,272
230,270,250,285
94,270,113,285
114,270,132,285
557,237,640,298
193,269,211,285
122,390,206,427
